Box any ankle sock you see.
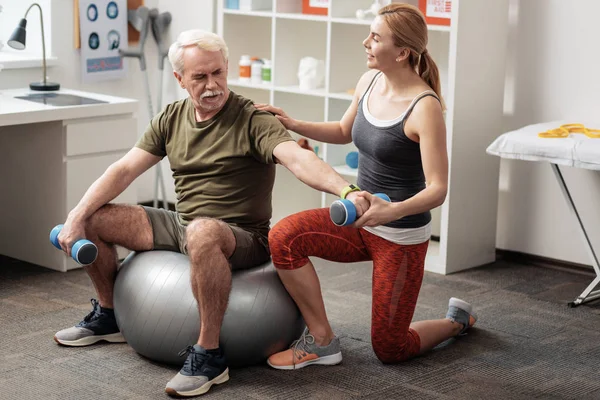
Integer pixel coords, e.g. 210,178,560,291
446,306,470,334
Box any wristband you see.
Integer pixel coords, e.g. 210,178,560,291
340,184,360,199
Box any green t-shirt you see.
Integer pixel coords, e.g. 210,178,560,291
136,91,294,236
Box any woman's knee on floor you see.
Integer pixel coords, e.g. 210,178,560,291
371,329,420,364
372,341,411,364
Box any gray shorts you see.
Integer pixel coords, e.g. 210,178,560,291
142,206,270,270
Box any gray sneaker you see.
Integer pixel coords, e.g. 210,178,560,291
446,297,478,335
165,345,229,397
267,328,343,370
54,299,126,346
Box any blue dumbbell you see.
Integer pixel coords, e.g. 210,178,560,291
330,193,391,226
50,224,98,265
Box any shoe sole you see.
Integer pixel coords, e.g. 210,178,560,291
165,368,229,397
267,352,343,370
53,332,126,347
449,297,478,325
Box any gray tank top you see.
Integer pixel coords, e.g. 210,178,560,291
352,72,440,229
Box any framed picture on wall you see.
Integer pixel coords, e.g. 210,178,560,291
418,0,451,26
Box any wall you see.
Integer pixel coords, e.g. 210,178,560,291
0,0,215,203
0,0,52,56
4,0,599,267
497,0,600,266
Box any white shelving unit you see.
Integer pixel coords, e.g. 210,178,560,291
217,0,510,275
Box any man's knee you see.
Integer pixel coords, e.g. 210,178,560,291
186,218,235,259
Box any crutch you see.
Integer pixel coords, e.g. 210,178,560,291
149,8,172,210
118,6,169,209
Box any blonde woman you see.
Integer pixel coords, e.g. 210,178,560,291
256,3,476,369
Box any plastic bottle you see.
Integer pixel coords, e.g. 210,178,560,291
225,0,240,10
251,58,264,85
261,59,272,84
239,55,251,82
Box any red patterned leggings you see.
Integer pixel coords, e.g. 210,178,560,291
269,208,428,363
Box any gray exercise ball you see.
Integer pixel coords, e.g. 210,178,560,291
113,250,305,368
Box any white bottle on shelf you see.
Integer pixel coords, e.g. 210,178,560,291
239,55,251,82
251,58,264,84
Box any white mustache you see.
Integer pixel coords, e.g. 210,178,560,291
201,90,223,98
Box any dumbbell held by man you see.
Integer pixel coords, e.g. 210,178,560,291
49,224,98,265
330,193,391,226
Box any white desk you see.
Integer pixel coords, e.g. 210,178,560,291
0,88,139,272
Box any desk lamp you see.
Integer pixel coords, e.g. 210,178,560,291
8,3,60,91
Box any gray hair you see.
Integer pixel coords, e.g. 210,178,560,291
168,29,229,74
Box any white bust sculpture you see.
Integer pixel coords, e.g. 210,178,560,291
356,0,392,19
298,57,325,91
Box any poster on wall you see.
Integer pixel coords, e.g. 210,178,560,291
418,0,452,26
79,0,128,83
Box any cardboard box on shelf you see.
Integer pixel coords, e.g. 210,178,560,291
302,0,328,16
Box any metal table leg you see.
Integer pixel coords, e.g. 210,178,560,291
551,164,600,307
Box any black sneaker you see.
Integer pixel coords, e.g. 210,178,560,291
165,345,229,397
53,298,125,346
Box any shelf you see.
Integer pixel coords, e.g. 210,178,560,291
428,25,452,32
228,79,272,90
0,53,58,69
327,98,351,121
276,12,328,22
222,11,272,83
273,17,327,87
330,16,451,32
221,8,451,32
273,91,325,125
329,23,369,94
223,8,273,17
219,0,512,276
275,85,326,97
333,164,358,177
227,80,351,100
330,17,371,25
328,92,354,101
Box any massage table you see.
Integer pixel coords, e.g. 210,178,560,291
487,121,600,307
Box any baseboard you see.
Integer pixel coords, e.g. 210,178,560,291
496,248,595,276
138,201,176,212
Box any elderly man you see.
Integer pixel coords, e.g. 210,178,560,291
53,29,366,397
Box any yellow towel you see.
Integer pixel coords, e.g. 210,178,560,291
539,123,600,138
